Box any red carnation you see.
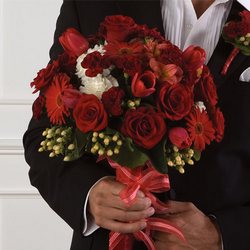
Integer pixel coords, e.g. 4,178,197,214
59,28,89,58
131,71,156,97
81,51,104,77
30,60,59,93
32,95,45,120
117,56,142,76
121,107,166,149
169,127,192,150
128,24,165,42
210,107,225,143
186,107,215,151
154,42,183,66
224,22,239,38
102,87,125,116
157,83,193,121
100,15,137,42
73,94,108,133
45,73,71,125
241,10,250,23
58,53,76,74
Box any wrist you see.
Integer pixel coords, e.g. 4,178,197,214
207,215,222,250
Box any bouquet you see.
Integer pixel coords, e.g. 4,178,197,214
31,15,225,249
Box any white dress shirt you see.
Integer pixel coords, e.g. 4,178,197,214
83,0,236,236
161,0,233,63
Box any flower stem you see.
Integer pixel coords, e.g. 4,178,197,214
221,48,240,75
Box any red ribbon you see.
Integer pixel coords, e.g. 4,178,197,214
109,217,186,250
102,158,186,250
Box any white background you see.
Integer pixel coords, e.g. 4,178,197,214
0,0,72,249
0,0,249,250
239,0,250,10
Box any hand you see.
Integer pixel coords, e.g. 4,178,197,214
153,201,221,250
88,177,155,233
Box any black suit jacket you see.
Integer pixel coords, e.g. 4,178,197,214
23,1,250,249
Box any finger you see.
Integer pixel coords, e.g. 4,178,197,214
103,206,155,222
108,178,145,198
98,218,147,234
102,195,152,211
166,201,197,214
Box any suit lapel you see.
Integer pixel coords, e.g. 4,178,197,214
208,1,248,87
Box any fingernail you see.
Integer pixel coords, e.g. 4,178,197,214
148,207,155,216
140,221,147,229
137,191,145,198
145,198,151,206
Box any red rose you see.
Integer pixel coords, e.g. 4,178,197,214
102,87,125,116
100,15,137,42
121,107,167,149
73,94,108,133
32,95,45,120
131,71,156,97
168,127,192,150
210,107,225,143
30,60,59,93
62,88,81,109
157,83,193,121
59,28,89,58
195,66,218,106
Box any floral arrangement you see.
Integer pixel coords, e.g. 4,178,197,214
31,15,225,249
222,10,250,75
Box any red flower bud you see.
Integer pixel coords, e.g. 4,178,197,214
59,28,89,58
131,71,156,97
169,127,192,150
62,88,81,109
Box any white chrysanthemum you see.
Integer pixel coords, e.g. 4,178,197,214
76,44,118,99
195,101,206,112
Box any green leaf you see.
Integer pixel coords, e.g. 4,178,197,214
193,149,201,161
70,129,89,161
146,139,168,174
110,139,149,168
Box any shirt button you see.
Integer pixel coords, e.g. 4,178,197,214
186,24,193,30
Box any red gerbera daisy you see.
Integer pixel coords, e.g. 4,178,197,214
45,73,71,125
104,40,144,58
186,107,215,151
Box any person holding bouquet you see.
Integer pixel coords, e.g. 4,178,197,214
23,0,250,249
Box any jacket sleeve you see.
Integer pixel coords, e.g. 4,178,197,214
214,205,250,250
23,0,114,233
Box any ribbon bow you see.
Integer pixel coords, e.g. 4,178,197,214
104,158,186,250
